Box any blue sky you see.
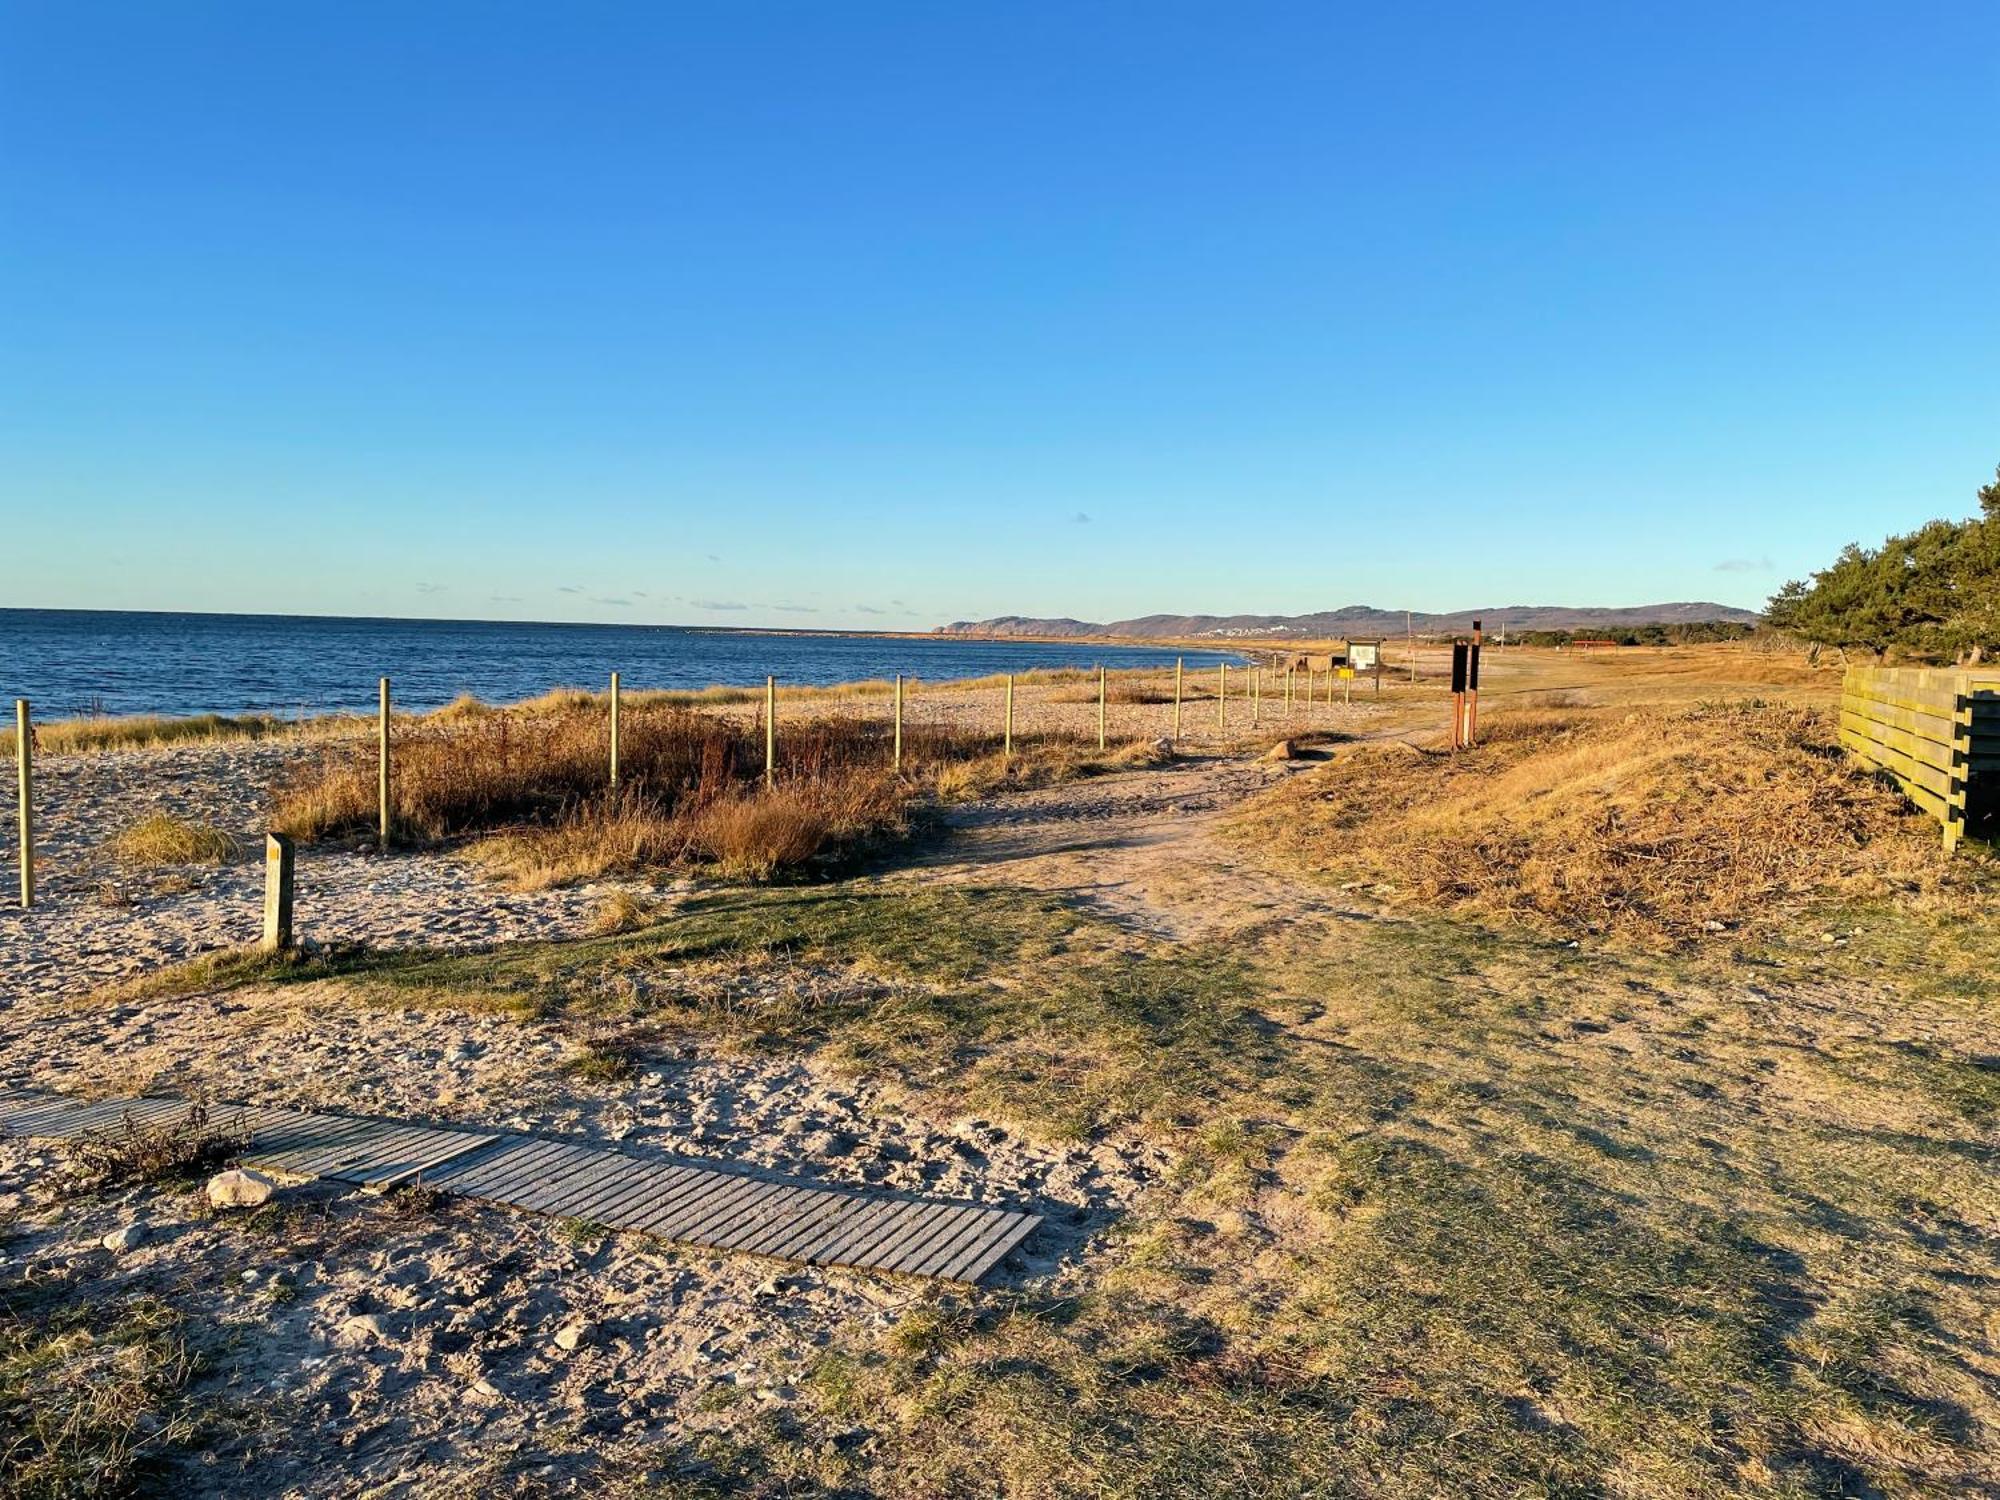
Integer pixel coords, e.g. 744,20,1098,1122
2,2,1995,629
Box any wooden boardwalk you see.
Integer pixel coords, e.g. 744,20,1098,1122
0,1087,1040,1285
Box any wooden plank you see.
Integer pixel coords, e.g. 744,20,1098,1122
508,1147,641,1216
841,1200,960,1272
322,1129,499,1188
1839,715,1959,778
267,1122,421,1179
550,1158,689,1225
643,1173,785,1242
903,1209,1007,1278
932,1211,1035,1282
596,1160,738,1229
716,1184,840,1256
875,1205,993,1275
1841,735,1957,799
1,1091,1041,1281
472,1143,601,1205
358,1134,500,1190
662,1176,796,1245
1839,700,1960,756
625,1166,772,1236
246,1116,392,1175
566,1160,706,1227
953,1214,1045,1285
439,1139,576,1200
761,1193,886,1262
804,1197,912,1267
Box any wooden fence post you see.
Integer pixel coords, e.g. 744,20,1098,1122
1004,674,1015,758
609,670,622,790
765,675,776,786
14,699,31,909
1253,667,1261,727
894,673,904,770
1173,658,1183,744
377,677,392,849
1218,664,1227,732
1284,666,1293,717
1097,665,1107,751
262,833,295,953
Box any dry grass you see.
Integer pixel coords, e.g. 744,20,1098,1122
58,1104,249,1193
104,813,238,868
275,699,1147,885
0,1276,199,1500
1,712,318,757
1239,701,1950,944
589,888,658,935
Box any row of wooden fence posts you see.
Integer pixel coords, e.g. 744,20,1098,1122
18,659,1297,910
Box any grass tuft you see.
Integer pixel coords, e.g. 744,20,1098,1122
105,813,238,868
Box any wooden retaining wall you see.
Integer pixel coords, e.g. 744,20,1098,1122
1839,666,2000,850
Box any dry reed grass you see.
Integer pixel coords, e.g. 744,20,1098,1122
1239,702,1948,944
273,701,1127,884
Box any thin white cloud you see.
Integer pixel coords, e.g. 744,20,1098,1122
1714,556,1773,573
691,599,748,611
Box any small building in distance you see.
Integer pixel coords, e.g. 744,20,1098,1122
1277,638,1385,675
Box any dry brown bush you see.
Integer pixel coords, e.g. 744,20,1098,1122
1240,702,1949,944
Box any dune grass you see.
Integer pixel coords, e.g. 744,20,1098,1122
105,813,239,867
272,700,1160,885
0,712,316,757
1235,701,1953,945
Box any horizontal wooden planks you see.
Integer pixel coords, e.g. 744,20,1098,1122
0,1087,1040,1284
1838,666,1997,848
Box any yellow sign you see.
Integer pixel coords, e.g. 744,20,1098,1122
1338,667,1355,679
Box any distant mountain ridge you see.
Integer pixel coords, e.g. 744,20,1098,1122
936,603,1761,639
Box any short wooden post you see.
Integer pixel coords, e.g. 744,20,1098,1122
1284,667,1293,717
1173,658,1183,743
14,699,31,909
1253,667,1261,726
1097,665,1107,751
893,673,904,770
261,833,295,953
764,675,776,785
1218,664,1227,733
608,671,622,790
1004,674,1015,758
377,677,392,849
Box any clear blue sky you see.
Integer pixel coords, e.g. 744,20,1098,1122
3,2,1995,629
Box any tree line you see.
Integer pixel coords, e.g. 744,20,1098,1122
1766,464,2000,662
1504,622,1758,648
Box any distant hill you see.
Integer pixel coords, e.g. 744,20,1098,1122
935,603,1762,639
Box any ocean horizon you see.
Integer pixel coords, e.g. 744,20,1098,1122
0,607,1242,720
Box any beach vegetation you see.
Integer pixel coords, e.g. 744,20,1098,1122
105,813,240,868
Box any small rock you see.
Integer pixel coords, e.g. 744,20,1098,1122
337,1313,394,1346
1262,738,1298,761
101,1222,147,1254
552,1319,593,1352
462,1378,504,1404
207,1168,277,1210
1703,919,1729,933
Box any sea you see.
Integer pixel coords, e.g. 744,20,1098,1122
0,609,1243,720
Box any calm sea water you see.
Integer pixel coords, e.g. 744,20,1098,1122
1,610,1242,720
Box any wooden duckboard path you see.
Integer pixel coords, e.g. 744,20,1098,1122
0,1087,1040,1285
